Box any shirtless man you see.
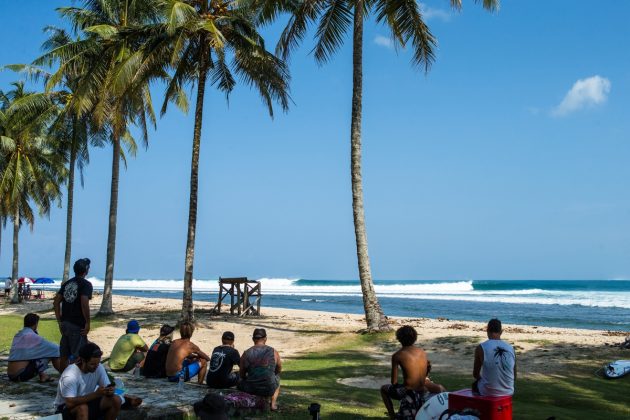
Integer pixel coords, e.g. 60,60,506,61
165,322,210,384
381,326,444,420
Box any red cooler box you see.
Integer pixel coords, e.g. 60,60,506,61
448,389,512,420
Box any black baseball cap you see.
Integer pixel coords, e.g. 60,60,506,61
73,258,91,275
252,328,267,339
222,331,235,341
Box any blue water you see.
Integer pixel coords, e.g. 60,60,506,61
66,278,630,332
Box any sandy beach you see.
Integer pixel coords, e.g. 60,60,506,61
2,293,626,379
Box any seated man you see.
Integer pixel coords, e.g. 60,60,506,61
8,313,61,382
165,321,210,384
142,324,175,378
206,331,241,389
54,342,122,420
473,318,516,397
381,325,443,420
238,328,282,411
109,320,148,373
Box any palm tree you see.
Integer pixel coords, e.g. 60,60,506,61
0,82,65,303
8,30,104,283
268,0,499,331
44,0,164,314
136,0,290,322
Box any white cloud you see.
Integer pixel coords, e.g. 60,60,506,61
374,35,394,49
420,3,452,22
552,75,611,117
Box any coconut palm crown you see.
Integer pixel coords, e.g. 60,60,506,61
260,0,499,331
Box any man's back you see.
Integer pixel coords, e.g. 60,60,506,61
142,339,171,378
207,345,240,386
394,346,428,391
478,339,515,396
58,277,92,327
165,338,197,376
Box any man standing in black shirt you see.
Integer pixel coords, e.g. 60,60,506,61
53,258,93,372
206,331,241,388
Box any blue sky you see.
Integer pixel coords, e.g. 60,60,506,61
1,1,629,280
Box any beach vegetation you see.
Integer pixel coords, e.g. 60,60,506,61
7,29,110,284
134,0,291,323
258,0,498,332
42,0,168,314
0,82,65,303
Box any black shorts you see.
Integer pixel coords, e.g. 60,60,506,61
384,384,425,420
58,397,103,420
207,372,239,389
60,322,87,359
8,360,38,382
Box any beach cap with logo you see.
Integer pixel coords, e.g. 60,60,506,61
160,324,175,336
252,328,267,340
127,319,140,334
222,331,235,341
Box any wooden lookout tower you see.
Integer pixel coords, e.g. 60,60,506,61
213,277,262,316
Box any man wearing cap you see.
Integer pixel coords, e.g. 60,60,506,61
142,324,175,378
109,320,148,373
238,328,282,411
54,258,93,372
206,331,241,389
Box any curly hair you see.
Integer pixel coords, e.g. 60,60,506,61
396,325,418,346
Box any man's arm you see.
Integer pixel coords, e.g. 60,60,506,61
390,354,399,385
190,343,210,361
513,358,517,380
80,295,90,336
274,350,282,375
53,293,63,321
64,387,113,410
239,355,248,379
473,345,483,380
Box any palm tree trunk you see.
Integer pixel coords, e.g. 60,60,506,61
99,134,121,315
181,42,210,324
10,210,19,304
62,139,77,283
350,3,389,332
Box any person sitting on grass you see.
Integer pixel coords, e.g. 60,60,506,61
206,331,241,389
165,321,210,384
141,324,175,378
8,313,61,383
473,318,516,397
109,320,148,373
381,325,444,420
238,328,282,411
54,342,122,420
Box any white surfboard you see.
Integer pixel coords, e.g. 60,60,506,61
604,360,630,379
416,392,449,420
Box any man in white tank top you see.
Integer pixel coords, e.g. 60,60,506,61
472,318,516,396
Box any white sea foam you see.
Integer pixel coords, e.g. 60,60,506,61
38,277,630,310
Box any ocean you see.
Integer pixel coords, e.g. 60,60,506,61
39,278,630,331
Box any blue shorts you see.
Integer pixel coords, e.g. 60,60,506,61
168,359,201,382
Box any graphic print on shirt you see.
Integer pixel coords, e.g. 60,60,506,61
209,351,226,372
63,281,78,303
493,346,511,371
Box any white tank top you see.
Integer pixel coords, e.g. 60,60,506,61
478,339,515,396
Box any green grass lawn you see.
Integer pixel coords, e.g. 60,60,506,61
268,333,630,420
0,313,105,354
2,313,628,419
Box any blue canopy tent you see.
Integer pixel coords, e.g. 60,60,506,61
34,278,54,284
